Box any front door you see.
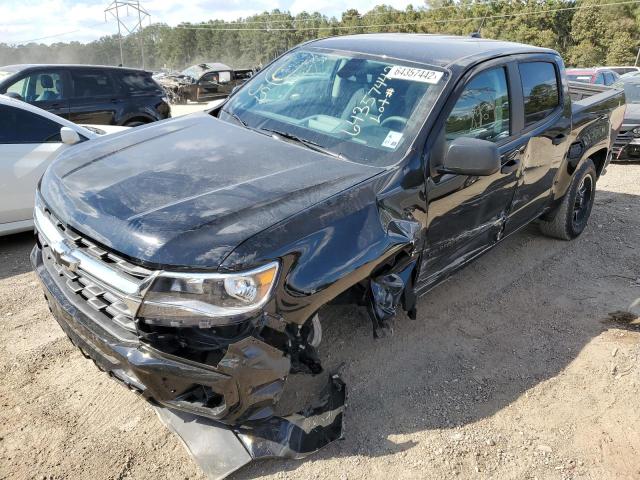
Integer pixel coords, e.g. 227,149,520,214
2,69,71,119
197,70,235,100
417,64,523,290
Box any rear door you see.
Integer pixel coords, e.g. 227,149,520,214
69,68,120,124
0,104,65,225
1,69,71,119
419,61,525,288
503,57,571,234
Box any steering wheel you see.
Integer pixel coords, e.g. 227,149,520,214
381,116,408,129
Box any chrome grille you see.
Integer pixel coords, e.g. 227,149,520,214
613,129,635,157
36,206,153,336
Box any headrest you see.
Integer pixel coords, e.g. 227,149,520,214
40,75,53,89
336,59,368,80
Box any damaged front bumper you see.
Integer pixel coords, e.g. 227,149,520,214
156,375,345,479
33,242,290,423
31,244,345,476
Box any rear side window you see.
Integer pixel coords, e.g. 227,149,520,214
71,70,116,97
118,72,160,93
445,67,510,142
0,105,61,143
518,62,560,127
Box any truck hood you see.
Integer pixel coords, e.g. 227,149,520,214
40,113,384,269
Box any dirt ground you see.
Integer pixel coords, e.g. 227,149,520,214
1,163,639,480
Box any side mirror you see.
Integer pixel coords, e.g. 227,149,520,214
60,127,82,145
441,137,501,176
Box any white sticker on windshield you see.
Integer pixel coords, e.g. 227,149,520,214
386,66,444,84
382,130,403,149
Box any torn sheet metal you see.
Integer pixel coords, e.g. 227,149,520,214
155,375,346,480
155,407,252,479
367,259,418,338
236,374,345,459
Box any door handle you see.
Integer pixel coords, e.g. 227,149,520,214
501,158,520,174
552,133,567,145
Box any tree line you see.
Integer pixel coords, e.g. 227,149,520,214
1,0,638,71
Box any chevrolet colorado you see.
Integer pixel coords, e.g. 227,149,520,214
31,34,625,476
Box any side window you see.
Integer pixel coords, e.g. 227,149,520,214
6,77,27,98
219,71,232,83
518,62,560,127
119,72,160,93
202,72,219,83
71,70,116,97
0,105,61,144
594,73,605,85
6,71,66,102
445,67,510,142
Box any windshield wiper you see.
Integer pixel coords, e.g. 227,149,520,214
222,109,248,127
261,128,345,160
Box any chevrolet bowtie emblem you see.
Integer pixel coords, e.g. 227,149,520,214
50,241,80,272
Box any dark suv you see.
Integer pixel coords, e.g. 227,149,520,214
0,64,170,126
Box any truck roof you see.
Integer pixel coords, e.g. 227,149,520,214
309,34,556,69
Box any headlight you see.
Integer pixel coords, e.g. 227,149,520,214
633,127,640,137
138,262,279,328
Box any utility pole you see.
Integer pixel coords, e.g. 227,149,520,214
104,1,150,68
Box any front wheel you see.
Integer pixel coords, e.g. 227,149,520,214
539,159,596,240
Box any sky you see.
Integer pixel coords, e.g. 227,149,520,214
1,0,418,45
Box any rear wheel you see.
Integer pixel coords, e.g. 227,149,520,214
539,159,596,240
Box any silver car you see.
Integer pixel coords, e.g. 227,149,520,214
0,94,127,236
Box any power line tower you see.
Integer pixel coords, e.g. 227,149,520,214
104,0,150,68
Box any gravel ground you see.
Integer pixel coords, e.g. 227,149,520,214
1,164,639,480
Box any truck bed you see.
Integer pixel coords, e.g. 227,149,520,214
568,81,626,167
570,81,625,127
570,81,624,117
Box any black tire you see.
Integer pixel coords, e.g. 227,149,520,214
539,159,597,240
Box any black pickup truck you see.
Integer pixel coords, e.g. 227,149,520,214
153,62,254,104
32,34,625,477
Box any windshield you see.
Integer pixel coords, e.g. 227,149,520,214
615,80,640,103
180,66,201,81
220,48,447,166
